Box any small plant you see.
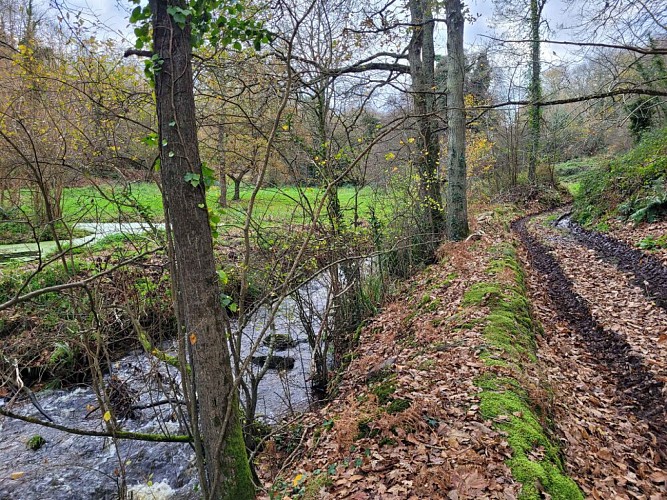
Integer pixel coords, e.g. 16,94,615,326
49,341,76,369
637,234,667,250
26,435,46,451
386,398,411,414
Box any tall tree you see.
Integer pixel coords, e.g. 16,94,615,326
408,0,445,239
445,0,469,240
528,0,546,184
140,0,257,497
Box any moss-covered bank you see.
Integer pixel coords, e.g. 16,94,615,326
464,243,583,500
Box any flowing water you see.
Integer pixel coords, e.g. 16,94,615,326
0,222,331,499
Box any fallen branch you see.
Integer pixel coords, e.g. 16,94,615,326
0,405,192,443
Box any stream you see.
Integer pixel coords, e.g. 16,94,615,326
0,224,331,499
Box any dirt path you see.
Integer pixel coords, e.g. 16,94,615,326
514,212,667,498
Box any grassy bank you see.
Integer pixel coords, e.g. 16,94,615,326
554,157,606,196
573,127,667,224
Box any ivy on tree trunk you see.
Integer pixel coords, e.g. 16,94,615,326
445,0,469,241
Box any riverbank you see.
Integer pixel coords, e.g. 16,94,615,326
255,201,667,499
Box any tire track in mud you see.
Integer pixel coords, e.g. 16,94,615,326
513,217,667,458
558,216,667,311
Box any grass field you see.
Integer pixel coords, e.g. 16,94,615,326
59,182,378,226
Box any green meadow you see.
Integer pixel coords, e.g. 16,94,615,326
59,182,377,226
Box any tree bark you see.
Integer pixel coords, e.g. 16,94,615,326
528,0,543,184
408,0,444,241
232,175,242,201
445,0,469,241
150,0,253,498
218,122,228,208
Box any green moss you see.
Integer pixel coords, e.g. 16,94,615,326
426,298,441,311
418,359,436,370
26,435,46,451
372,379,396,404
479,384,582,500
387,398,411,414
464,244,583,499
462,282,503,307
217,407,256,499
418,294,432,308
302,472,332,499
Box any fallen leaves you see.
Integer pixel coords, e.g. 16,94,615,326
521,212,667,499
256,219,522,499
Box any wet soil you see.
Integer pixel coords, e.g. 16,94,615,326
559,216,667,311
513,217,667,458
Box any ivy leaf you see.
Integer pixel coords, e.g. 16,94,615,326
141,132,158,146
129,6,143,23
184,172,201,187
217,270,229,285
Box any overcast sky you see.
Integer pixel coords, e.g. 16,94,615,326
68,0,585,67
70,0,575,44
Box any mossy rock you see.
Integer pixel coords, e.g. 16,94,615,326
465,244,583,499
251,355,295,370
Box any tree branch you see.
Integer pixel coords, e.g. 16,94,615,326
0,406,192,443
481,35,667,55
124,48,154,58
474,87,667,110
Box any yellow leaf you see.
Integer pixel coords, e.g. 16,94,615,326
281,124,289,131
103,411,112,422
292,473,304,487
11,472,25,480
189,333,197,345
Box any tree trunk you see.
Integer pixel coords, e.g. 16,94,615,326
408,0,444,242
233,176,241,201
218,122,228,208
150,0,253,498
528,0,543,184
445,0,469,241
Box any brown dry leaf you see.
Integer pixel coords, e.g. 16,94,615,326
649,471,667,483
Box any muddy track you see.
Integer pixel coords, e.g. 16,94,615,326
513,217,667,458
559,217,667,311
